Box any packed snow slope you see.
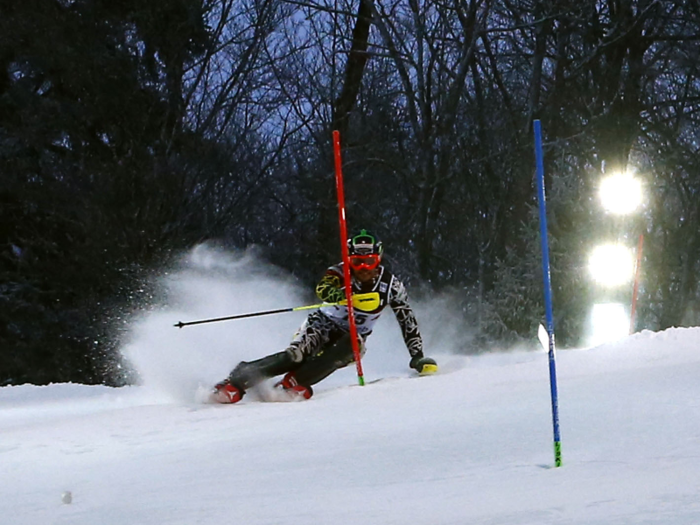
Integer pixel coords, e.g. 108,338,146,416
3,247,700,524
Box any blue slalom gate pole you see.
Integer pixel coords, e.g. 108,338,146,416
533,120,562,467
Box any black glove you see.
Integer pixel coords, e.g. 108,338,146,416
409,356,438,375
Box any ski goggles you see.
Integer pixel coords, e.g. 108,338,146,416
349,253,381,271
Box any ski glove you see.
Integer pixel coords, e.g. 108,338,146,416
315,274,345,303
410,356,438,375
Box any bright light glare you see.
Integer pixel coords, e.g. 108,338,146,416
589,303,629,346
600,172,643,214
589,244,634,286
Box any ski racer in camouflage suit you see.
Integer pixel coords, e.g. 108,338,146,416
211,229,438,403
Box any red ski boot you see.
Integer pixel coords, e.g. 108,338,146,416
210,379,245,404
277,372,313,400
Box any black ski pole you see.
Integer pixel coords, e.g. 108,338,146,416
174,303,328,329
173,293,380,329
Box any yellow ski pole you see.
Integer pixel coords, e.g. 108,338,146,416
174,293,380,329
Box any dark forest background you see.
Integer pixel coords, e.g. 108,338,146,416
2,0,700,385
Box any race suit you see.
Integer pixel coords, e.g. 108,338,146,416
286,262,424,364
227,263,425,390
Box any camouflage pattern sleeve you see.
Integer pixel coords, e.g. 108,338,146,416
388,276,424,358
315,267,345,303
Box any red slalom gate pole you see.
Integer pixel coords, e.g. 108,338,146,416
629,233,644,335
332,130,365,386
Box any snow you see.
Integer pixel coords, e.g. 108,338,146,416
3,247,700,524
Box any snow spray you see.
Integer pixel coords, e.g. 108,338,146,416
120,245,308,402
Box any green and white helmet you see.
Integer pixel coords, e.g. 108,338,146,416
347,229,383,270
348,229,383,256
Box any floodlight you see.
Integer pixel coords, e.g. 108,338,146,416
589,303,629,346
600,171,643,214
589,244,634,286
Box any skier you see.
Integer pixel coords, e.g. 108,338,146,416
211,229,438,403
